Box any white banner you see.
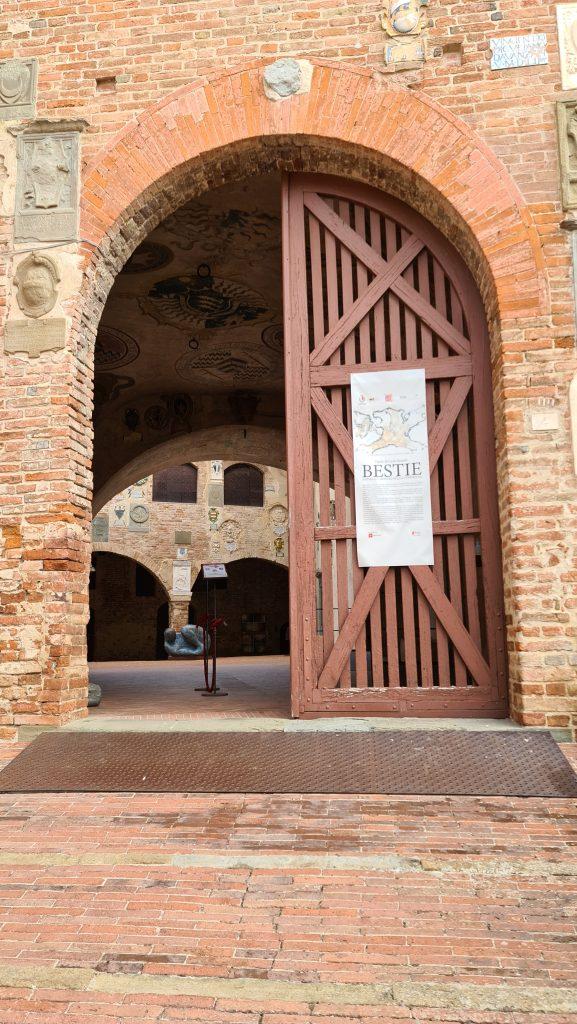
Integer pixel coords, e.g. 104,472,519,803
351,369,434,567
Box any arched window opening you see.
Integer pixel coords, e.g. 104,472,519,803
224,464,264,507
152,464,197,504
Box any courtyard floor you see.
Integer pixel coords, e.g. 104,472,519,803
0,671,576,1022
88,657,291,719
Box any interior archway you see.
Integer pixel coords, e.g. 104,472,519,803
88,551,169,662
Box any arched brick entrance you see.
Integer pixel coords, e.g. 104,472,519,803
3,59,558,735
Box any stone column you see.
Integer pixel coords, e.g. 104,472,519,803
169,599,191,631
0,122,88,737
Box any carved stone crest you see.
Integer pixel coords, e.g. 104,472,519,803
557,4,577,91
15,132,79,243
269,504,288,536
14,252,60,318
557,100,577,210
381,0,428,69
220,518,242,553
0,59,37,121
91,515,109,542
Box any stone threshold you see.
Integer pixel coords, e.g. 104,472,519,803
18,715,573,742
0,963,575,1014
0,848,575,877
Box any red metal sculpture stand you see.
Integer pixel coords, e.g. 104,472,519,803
197,614,227,696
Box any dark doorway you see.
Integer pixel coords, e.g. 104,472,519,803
191,558,289,657
155,602,170,659
89,552,168,661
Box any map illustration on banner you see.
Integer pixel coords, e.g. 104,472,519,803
351,369,434,567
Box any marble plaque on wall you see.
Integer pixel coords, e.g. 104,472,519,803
556,100,577,209
15,132,80,243
4,318,66,358
92,515,109,542
172,561,192,594
557,4,577,90
207,482,224,507
489,34,548,70
0,59,37,121
128,503,150,532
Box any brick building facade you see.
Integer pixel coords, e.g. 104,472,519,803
1,1,576,736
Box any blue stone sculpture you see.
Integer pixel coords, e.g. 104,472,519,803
164,624,207,658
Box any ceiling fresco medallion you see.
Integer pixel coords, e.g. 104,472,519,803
93,371,134,407
162,203,280,256
139,264,269,331
262,323,283,354
144,404,170,431
95,327,140,370
175,349,274,384
144,393,195,433
123,242,174,274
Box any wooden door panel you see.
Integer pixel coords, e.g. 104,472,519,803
283,174,508,717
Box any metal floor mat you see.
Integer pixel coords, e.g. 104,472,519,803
1,729,576,797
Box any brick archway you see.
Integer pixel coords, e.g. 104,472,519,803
70,60,550,729
80,59,547,325
4,60,556,736
94,427,287,515
91,546,170,599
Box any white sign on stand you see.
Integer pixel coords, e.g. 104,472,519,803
202,562,228,580
351,369,434,568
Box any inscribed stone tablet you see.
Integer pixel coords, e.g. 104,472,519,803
489,34,548,70
207,482,224,507
4,318,66,358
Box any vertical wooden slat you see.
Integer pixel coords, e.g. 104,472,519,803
468,295,508,699
282,176,317,715
347,201,385,687
385,570,400,686
433,260,467,686
402,257,434,687
416,250,450,687
450,286,481,652
339,201,367,687
325,203,351,688
386,219,402,359
370,211,387,364
309,214,335,661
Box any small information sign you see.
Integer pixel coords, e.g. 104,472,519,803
202,562,228,580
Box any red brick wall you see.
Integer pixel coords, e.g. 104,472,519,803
1,1,576,734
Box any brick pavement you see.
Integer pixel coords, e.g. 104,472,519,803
0,740,575,1022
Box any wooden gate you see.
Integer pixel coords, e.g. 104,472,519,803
282,174,508,717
